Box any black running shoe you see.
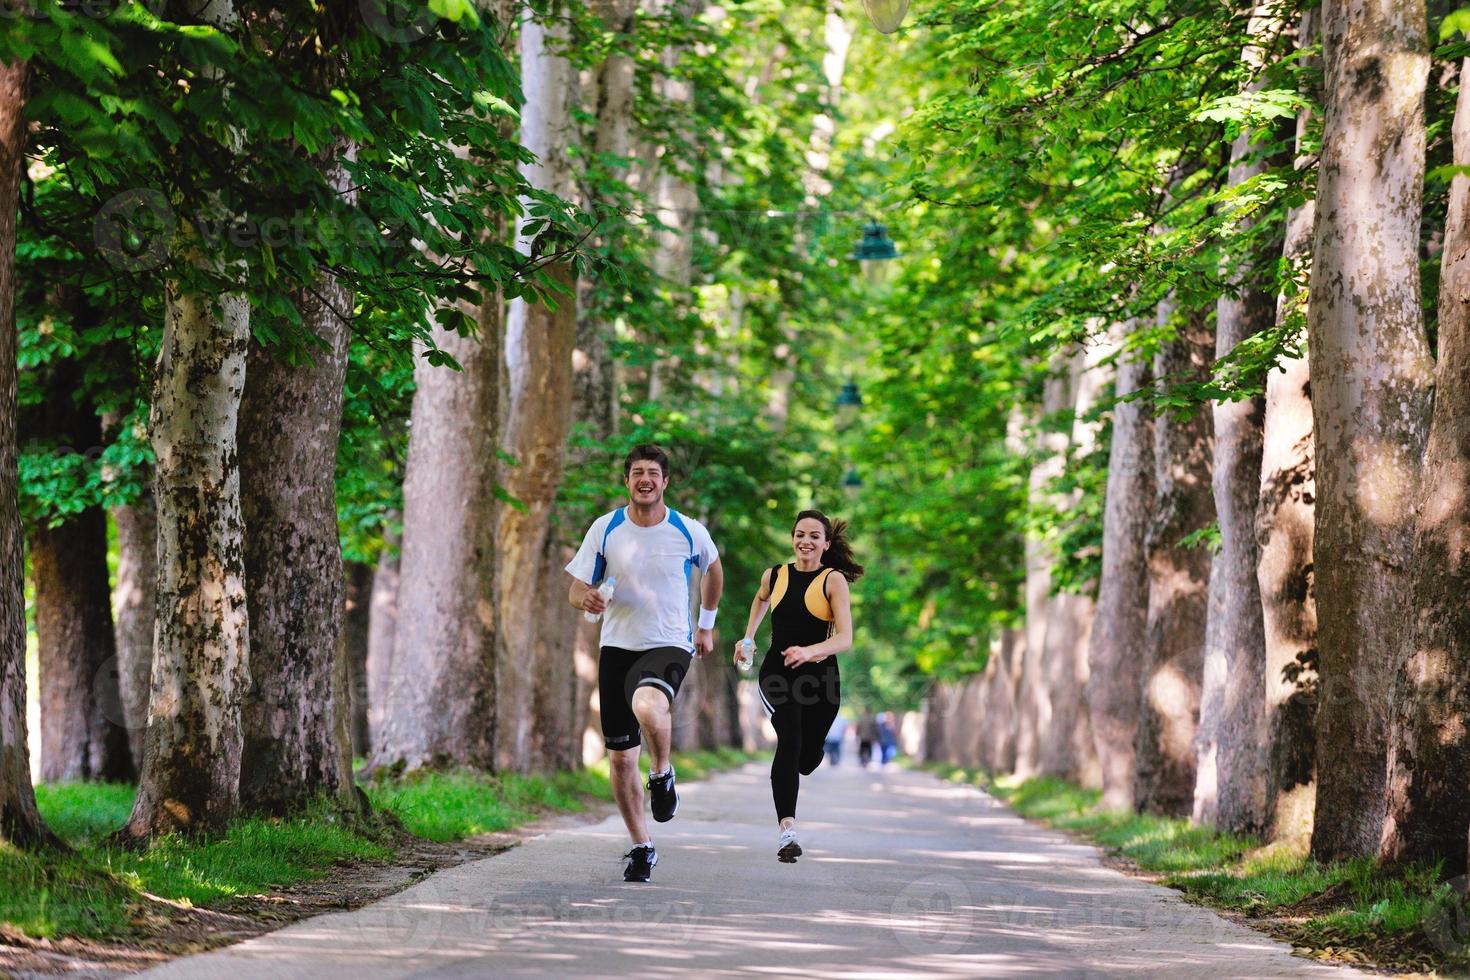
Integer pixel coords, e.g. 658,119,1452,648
647,767,679,823
623,844,657,882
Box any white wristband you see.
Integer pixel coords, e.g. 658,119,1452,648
698,607,718,630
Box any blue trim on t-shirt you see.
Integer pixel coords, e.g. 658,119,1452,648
592,507,628,586
667,508,700,642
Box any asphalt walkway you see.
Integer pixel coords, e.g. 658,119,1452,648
138,760,1368,978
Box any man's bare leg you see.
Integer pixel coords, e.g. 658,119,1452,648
609,746,650,845
632,687,673,774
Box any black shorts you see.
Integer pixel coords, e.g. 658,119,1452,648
599,645,691,751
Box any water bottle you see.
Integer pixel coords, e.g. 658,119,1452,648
736,637,756,671
584,576,617,623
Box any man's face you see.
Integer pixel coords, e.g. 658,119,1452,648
625,460,669,507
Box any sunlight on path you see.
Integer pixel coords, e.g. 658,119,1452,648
138,763,1367,978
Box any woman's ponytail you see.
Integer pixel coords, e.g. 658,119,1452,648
794,509,865,582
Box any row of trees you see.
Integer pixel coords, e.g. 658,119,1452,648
916,0,1470,876
0,0,915,853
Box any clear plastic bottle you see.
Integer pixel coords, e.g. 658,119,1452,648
735,637,756,671
584,576,617,623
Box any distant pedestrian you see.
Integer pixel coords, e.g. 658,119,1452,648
858,710,878,767
877,711,899,766
735,509,863,863
824,714,849,766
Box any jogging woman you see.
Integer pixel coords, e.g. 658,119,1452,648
734,510,861,863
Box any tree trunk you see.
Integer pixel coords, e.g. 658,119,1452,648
1135,299,1215,817
1258,18,1319,846
576,0,636,438
365,524,399,759
372,1,514,773
646,0,704,402
1014,364,1075,777
981,628,1021,772
1379,56,1470,875
564,0,637,771
1040,338,1109,786
1307,0,1433,863
238,245,357,815
531,532,580,771
29,356,133,783
111,480,156,771
33,506,133,783
372,319,502,772
121,281,252,838
1086,325,1154,810
496,3,578,774
1207,16,1280,830
0,56,59,848
343,561,372,759
1192,560,1229,825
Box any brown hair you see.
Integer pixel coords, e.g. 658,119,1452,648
623,444,670,479
793,509,864,581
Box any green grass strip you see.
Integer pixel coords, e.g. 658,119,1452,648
5,748,757,942
924,763,1470,973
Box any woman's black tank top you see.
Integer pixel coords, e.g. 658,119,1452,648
768,563,837,653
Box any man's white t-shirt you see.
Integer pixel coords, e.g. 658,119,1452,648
565,506,719,653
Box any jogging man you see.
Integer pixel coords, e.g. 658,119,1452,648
565,445,723,882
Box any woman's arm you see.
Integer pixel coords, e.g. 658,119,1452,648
733,567,774,665
782,572,853,666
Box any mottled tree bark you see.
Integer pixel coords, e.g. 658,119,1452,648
238,245,357,815
1379,57,1470,875
342,561,372,759
122,282,252,838
1041,339,1109,786
1135,300,1215,818
111,480,157,770
1258,24,1319,846
496,4,578,774
120,0,253,844
0,56,59,848
1014,364,1075,777
1086,325,1154,810
1307,0,1433,862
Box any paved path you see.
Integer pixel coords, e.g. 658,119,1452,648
140,762,1369,978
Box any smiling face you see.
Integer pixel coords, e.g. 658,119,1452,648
792,517,831,563
625,459,669,507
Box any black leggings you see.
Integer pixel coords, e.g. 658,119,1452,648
759,655,840,823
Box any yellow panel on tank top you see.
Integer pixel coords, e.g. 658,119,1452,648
804,568,835,621
769,564,790,609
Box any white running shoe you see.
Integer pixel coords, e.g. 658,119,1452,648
777,827,802,863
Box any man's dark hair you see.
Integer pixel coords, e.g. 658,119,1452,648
623,444,670,479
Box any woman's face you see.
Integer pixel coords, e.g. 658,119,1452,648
792,518,831,563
